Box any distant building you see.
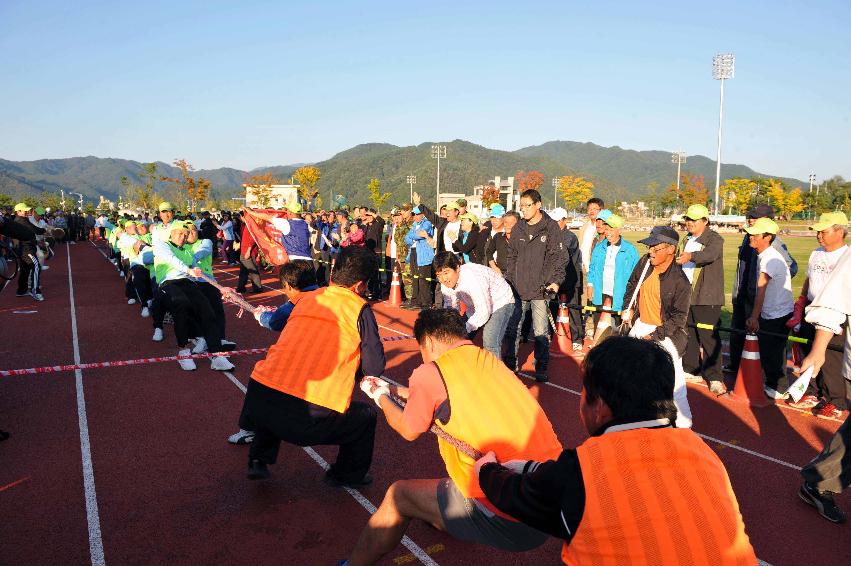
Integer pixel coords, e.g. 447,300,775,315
618,201,649,218
244,183,301,209
471,176,517,212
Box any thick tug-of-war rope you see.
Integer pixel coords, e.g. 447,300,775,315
387,392,482,460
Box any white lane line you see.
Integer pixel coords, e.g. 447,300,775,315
68,243,106,565
517,371,804,471
221,371,438,566
378,324,411,337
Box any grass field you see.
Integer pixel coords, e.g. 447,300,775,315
619,230,838,327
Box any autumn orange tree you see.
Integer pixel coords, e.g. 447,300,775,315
481,183,501,207
293,165,321,203
160,159,211,213
244,172,280,209
720,178,756,214
557,175,594,210
516,170,544,191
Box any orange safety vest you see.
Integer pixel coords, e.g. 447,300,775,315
434,344,563,499
562,427,757,566
251,286,366,414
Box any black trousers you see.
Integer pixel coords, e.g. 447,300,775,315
196,281,227,341
129,265,153,305
801,411,851,494
798,320,848,409
245,379,376,482
367,251,382,299
413,263,433,308
683,305,724,384
236,256,262,292
729,298,753,373
159,278,222,349
757,313,792,390
17,249,41,294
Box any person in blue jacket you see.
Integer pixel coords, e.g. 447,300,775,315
587,212,639,327
405,206,435,309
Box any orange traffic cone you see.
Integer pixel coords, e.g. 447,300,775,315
731,334,770,407
388,266,403,306
552,299,574,357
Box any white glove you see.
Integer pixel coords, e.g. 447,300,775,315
360,376,391,408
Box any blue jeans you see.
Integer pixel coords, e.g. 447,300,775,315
481,302,514,359
504,299,550,372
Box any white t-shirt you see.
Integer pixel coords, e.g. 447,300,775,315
388,224,397,259
580,219,597,272
758,245,794,319
443,220,461,252
806,245,848,301
681,236,704,284
602,243,620,296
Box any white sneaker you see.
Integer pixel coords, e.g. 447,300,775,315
119,271,125,278
221,339,236,347
152,328,164,342
764,386,789,400
31,292,44,301
140,307,150,318
178,349,197,371
191,337,208,354
41,265,50,271
228,429,255,444
210,356,234,371
127,298,137,305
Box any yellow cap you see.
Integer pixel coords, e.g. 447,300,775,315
13,203,31,212
604,214,625,229
158,201,174,212
445,201,461,211
810,211,848,232
685,204,710,220
459,213,479,224
287,201,302,214
745,217,779,235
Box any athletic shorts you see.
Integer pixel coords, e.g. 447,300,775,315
436,478,549,552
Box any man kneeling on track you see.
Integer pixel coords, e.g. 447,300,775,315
152,220,234,372
243,246,384,486
475,336,757,565
227,260,320,445
344,308,562,566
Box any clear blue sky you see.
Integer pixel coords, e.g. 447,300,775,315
1,0,849,181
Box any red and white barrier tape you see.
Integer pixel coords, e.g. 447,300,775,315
0,334,415,377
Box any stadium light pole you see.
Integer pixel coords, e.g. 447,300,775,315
406,175,417,203
431,144,447,208
712,53,735,215
551,177,559,209
671,151,687,194
808,173,816,193
70,191,84,210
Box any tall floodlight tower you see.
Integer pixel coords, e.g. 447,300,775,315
431,144,447,208
712,53,735,215
406,175,417,203
551,178,559,209
672,151,687,194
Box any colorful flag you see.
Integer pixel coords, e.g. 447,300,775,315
241,209,290,266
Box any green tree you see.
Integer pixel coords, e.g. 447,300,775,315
720,178,756,214
293,166,321,203
367,178,392,212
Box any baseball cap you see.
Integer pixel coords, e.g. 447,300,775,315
684,204,710,221
456,198,468,207
549,207,568,222
603,213,624,229
288,201,303,214
744,217,779,235
124,221,137,229
638,225,680,247
412,206,423,215
159,201,175,212
810,211,848,232
746,204,774,220
489,204,506,218
445,201,461,211
169,220,191,231
13,203,31,212
335,209,349,218
460,213,479,224
596,209,613,223
390,207,401,216
34,207,45,215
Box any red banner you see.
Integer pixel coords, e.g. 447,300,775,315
241,209,290,266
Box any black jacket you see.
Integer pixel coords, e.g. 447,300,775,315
558,227,582,293
452,226,484,265
623,256,691,356
363,217,385,252
679,229,724,306
416,204,451,252
506,212,568,300
13,216,42,256
485,231,510,272
199,218,218,242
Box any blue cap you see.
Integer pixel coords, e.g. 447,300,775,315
597,209,613,222
489,204,506,218
412,206,423,214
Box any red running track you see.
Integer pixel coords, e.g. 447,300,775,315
1,241,849,565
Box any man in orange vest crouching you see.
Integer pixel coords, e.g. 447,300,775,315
344,308,563,566
243,246,385,487
476,336,757,565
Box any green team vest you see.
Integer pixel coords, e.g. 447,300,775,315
191,240,213,277
140,234,155,277
153,241,194,284
120,234,140,261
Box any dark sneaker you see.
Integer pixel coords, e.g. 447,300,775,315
814,402,842,419
534,371,549,383
323,470,373,488
799,482,846,523
247,459,270,480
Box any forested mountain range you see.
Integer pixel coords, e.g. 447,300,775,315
0,140,807,208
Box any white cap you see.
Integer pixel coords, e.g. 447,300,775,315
549,207,568,221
